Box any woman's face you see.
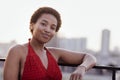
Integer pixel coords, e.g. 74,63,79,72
31,13,57,43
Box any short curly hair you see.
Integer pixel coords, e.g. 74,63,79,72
30,7,62,32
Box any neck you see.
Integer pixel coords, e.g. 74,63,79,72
29,38,45,51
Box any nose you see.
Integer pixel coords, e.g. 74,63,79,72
44,26,51,33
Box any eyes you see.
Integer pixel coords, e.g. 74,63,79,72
40,21,57,31
41,22,47,26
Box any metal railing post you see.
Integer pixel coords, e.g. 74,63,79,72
112,70,116,80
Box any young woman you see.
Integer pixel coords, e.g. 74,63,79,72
3,7,96,80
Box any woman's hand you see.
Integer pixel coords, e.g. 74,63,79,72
69,66,86,80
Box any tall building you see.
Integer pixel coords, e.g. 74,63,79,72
101,29,110,56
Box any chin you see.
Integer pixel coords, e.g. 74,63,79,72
42,39,51,43
38,37,52,44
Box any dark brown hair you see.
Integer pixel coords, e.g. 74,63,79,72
30,7,62,32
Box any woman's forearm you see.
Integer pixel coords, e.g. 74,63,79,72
79,53,96,71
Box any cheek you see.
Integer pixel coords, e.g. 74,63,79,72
32,28,40,37
49,31,55,38
51,31,56,36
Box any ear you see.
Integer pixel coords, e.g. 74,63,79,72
29,23,34,33
30,23,34,31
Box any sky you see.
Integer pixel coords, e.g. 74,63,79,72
0,0,120,51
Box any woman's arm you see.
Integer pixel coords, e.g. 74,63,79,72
3,45,22,80
49,47,96,80
69,53,96,80
49,47,96,68
77,53,96,71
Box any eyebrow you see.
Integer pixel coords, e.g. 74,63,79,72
42,19,57,27
42,19,48,23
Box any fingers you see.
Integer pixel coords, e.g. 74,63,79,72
70,73,82,80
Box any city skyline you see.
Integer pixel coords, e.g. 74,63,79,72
0,0,120,51
0,29,119,53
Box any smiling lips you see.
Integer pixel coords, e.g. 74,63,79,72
42,33,51,39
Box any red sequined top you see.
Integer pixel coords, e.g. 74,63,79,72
21,42,62,80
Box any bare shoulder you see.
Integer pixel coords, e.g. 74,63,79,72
47,47,65,61
4,44,28,80
47,47,59,53
7,44,27,60
47,47,65,55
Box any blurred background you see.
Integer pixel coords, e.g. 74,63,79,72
0,0,120,80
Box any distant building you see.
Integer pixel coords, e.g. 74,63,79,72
58,38,87,52
100,29,110,56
